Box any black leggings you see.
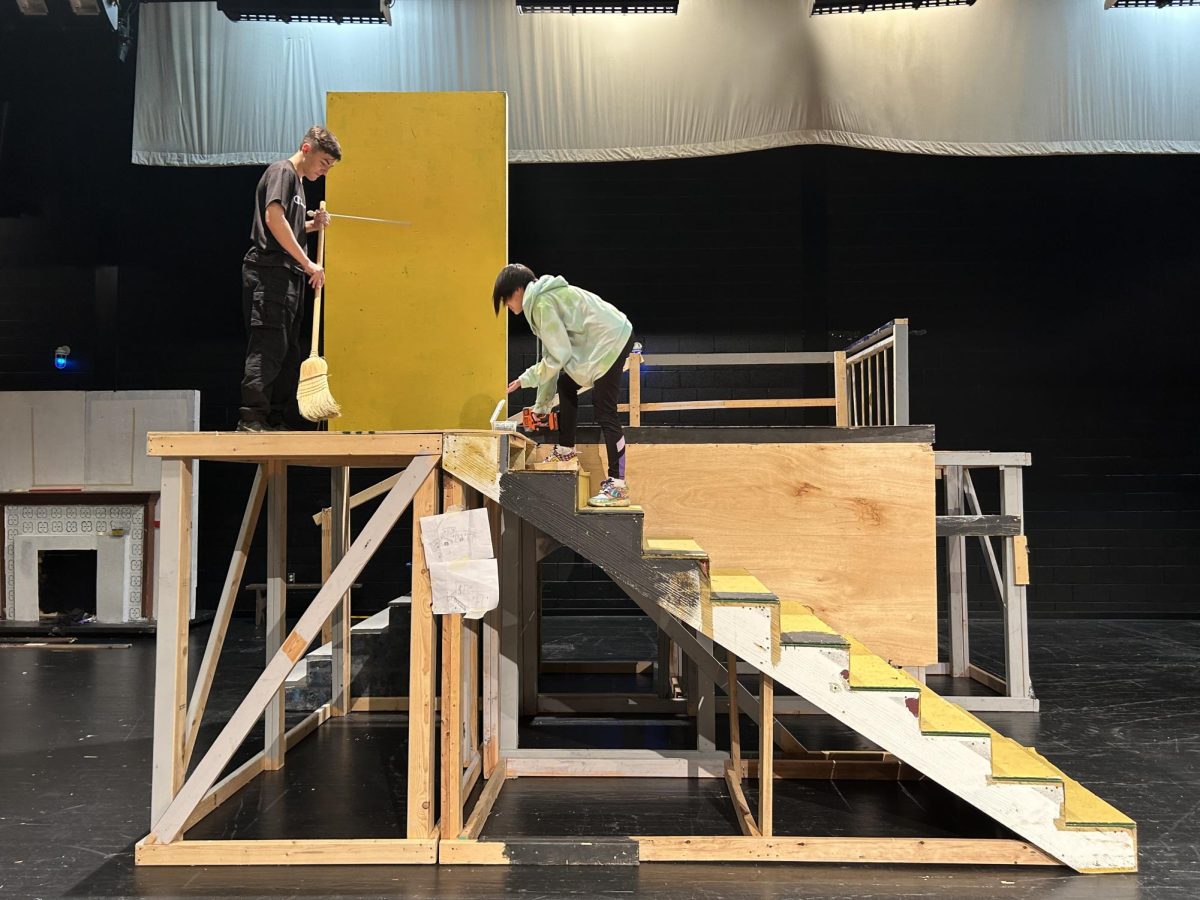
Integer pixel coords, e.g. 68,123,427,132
557,334,635,480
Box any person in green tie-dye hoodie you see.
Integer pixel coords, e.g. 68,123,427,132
493,264,636,508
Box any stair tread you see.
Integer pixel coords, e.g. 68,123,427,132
847,638,920,692
916,685,992,737
990,736,1135,829
644,538,707,557
779,599,841,635
529,459,579,471
709,569,777,601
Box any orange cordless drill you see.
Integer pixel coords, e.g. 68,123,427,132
521,408,559,432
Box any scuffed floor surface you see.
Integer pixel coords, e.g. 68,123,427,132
0,618,1195,899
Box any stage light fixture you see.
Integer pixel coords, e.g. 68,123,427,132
517,3,679,13
811,0,976,13
54,346,71,371
15,0,50,14
216,0,393,24
1105,0,1200,7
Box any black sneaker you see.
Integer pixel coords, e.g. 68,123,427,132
236,420,271,433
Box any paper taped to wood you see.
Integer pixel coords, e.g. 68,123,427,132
429,558,498,619
420,508,498,618
420,508,494,564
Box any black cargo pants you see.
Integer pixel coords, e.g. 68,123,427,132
240,263,305,426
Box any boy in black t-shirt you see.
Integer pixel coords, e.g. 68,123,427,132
238,125,342,433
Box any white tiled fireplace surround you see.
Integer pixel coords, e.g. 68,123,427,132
4,503,147,623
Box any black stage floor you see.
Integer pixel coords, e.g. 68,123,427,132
2,617,1196,899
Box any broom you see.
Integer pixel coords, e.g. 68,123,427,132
298,201,341,422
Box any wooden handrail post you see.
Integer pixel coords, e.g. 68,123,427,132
628,347,642,427
833,350,849,427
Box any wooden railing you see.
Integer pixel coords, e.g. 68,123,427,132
618,349,849,426
844,318,910,427
523,321,910,428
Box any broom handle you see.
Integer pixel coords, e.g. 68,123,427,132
309,200,327,357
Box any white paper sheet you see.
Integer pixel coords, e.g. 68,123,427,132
428,558,499,620
420,508,499,618
420,508,494,564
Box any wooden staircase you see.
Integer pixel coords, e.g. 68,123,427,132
444,443,1137,873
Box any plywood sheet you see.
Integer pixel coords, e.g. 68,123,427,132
325,92,507,431
628,442,937,666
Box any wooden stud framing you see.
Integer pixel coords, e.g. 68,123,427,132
441,609,465,837
633,836,1059,866
759,672,774,838
459,759,507,840
182,703,331,834
833,349,848,426
329,467,351,716
726,648,742,773
406,464,440,840
1001,466,1033,702
497,507,521,752
627,592,807,756
148,456,438,845
695,634,717,751
724,762,761,837
150,458,193,826
440,469,468,839
319,508,333,647
136,838,439,866
183,465,266,768
146,430,441,463
944,464,970,678
264,461,287,770
482,500,503,775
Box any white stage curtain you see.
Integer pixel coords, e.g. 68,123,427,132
131,0,1200,166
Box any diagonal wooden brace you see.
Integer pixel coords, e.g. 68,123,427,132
626,593,807,756
149,455,439,845
183,465,267,769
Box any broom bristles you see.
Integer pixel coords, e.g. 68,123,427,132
298,355,341,422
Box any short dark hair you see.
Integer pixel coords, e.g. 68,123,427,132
492,264,537,315
303,125,342,161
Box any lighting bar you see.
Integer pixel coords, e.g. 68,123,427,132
812,0,976,13
1105,0,1200,7
216,0,393,23
517,3,679,13
15,0,50,14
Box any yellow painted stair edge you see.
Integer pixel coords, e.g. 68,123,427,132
991,735,1135,829
846,638,921,691
644,538,706,556
709,569,775,598
779,599,841,636
775,601,1135,835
